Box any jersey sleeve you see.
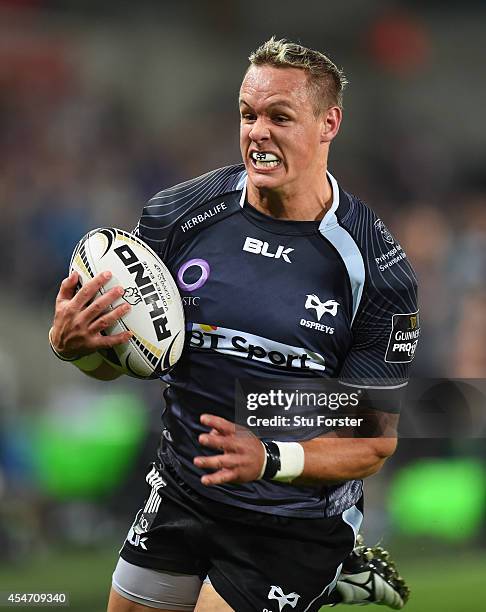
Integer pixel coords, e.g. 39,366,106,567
338,200,420,413
341,273,419,378
132,164,246,262
131,203,172,262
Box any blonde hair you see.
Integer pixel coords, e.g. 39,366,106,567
248,36,348,113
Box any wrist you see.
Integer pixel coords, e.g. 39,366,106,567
49,327,81,361
259,441,305,483
48,328,104,372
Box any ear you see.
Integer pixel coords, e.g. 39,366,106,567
320,106,342,143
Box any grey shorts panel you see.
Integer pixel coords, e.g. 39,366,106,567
112,557,204,611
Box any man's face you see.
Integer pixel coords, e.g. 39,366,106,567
239,65,328,195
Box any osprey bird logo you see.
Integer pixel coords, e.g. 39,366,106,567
305,295,340,321
267,585,301,611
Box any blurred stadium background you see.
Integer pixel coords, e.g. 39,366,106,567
0,0,485,610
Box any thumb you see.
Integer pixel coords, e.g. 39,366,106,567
57,270,79,301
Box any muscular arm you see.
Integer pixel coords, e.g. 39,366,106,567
294,410,399,483
294,428,398,485
194,412,398,486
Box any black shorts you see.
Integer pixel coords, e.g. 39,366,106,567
120,460,362,612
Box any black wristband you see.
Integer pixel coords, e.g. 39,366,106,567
261,440,281,480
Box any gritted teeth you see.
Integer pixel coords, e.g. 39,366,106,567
251,151,280,162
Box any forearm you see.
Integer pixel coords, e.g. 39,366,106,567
49,326,123,381
77,359,123,381
293,435,397,485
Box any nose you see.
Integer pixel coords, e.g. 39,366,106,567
248,116,270,143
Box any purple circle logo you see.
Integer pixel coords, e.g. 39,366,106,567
177,258,210,292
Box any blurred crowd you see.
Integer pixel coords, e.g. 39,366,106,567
0,19,484,378
0,73,177,302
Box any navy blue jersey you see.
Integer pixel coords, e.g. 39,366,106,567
134,164,419,518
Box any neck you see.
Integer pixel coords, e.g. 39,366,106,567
246,172,333,221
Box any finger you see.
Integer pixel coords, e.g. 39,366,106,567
201,468,239,486
193,454,240,471
200,414,236,436
71,271,113,309
56,271,79,302
89,303,131,334
82,286,126,324
94,330,133,350
199,432,234,452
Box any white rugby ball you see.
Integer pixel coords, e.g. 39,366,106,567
69,227,185,379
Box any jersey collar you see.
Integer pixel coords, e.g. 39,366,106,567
237,170,340,227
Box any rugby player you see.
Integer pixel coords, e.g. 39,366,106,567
50,38,418,611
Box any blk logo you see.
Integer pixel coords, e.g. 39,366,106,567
267,585,301,611
243,237,293,263
305,295,340,321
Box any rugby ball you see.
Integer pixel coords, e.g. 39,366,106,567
69,227,185,379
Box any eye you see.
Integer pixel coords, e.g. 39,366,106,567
273,115,289,123
240,112,256,122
